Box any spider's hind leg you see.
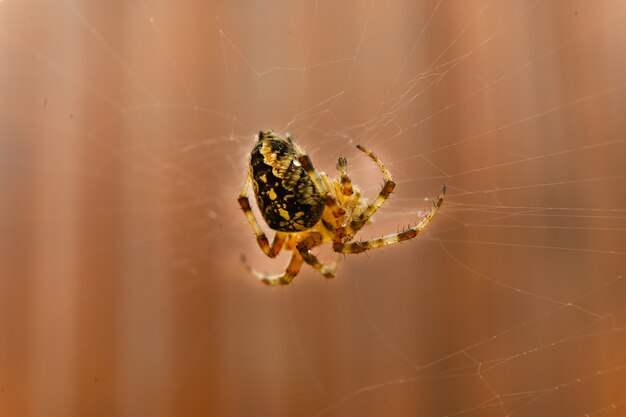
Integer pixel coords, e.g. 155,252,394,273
241,251,303,286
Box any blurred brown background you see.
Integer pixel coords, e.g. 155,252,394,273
1,1,626,416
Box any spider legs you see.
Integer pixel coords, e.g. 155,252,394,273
299,144,394,237
241,231,340,286
334,184,446,254
238,174,285,258
344,145,396,235
239,171,338,285
297,232,339,278
336,156,353,196
327,145,397,247
241,251,303,286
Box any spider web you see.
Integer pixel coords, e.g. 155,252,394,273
0,0,625,416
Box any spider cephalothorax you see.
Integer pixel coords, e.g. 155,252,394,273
238,130,445,286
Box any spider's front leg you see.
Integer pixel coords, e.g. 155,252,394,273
336,156,354,196
238,174,286,258
333,184,446,254
345,145,396,235
328,145,396,247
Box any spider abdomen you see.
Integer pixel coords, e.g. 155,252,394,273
250,134,324,232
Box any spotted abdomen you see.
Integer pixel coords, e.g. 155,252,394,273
250,135,324,232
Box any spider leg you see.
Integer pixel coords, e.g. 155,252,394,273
241,251,303,286
308,253,340,279
238,174,285,258
299,154,345,218
336,156,353,196
296,231,340,278
334,184,446,254
344,145,396,235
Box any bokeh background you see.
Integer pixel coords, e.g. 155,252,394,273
1,1,625,416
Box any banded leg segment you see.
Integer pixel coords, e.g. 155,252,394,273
334,184,446,254
296,231,339,278
241,252,303,286
241,230,340,285
336,156,353,196
346,145,396,233
238,175,284,258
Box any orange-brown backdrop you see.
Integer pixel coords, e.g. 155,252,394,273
1,1,625,416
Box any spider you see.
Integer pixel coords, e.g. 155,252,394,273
238,130,446,286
